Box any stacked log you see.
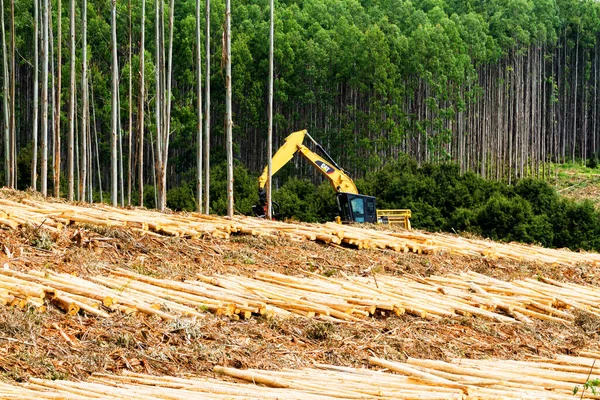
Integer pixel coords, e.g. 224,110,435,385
1,193,600,266
3,265,600,324
0,355,598,399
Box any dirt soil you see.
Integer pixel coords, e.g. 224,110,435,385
0,204,599,384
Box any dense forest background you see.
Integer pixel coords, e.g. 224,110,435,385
2,0,600,249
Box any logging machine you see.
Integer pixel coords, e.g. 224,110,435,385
254,129,411,229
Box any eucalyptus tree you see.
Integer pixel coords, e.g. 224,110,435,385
1,0,6,188
204,0,210,214
111,0,118,206
196,0,203,213
266,0,274,219
53,0,62,197
155,0,176,211
32,0,39,191
81,0,89,201
40,0,49,196
225,0,233,217
68,0,75,200
127,0,133,206
9,0,15,188
138,0,145,206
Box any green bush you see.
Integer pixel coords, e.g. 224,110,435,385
167,183,196,211
363,159,600,251
209,161,258,215
476,195,534,242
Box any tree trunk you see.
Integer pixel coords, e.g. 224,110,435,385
225,0,233,217
138,0,145,206
204,0,210,214
266,0,274,218
40,0,49,195
90,73,102,202
195,0,202,213
68,0,75,200
80,0,88,202
127,0,132,206
9,0,16,188
118,92,124,206
32,0,39,191
154,0,162,209
1,0,7,188
111,0,118,206
53,0,61,197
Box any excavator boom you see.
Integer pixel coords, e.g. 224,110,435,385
258,130,358,194
255,129,411,228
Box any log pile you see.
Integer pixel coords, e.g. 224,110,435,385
2,265,600,324
1,355,599,399
1,193,600,266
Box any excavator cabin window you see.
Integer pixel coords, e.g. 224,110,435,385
350,197,365,222
336,193,377,223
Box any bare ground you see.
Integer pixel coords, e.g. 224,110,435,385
1,219,599,385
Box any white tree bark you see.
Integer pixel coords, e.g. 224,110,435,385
154,0,162,209
0,0,7,187
40,0,49,195
53,0,62,198
203,0,210,214
267,0,274,218
127,0,133,206
32,0,39,191
81,0,88,202
138,0,145,206
196,0,203,213
9,0,15,188
225,0,233,217
68,0,75,200
111,0,118,206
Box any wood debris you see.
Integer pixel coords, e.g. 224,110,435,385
1,192,600,267
0,355,598,399
2,265,600,324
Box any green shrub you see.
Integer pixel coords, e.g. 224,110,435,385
209,161,258,215
167,183,196,211
476,195,534,242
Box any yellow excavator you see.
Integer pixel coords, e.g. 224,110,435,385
254,129,411,229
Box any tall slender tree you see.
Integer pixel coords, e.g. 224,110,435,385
196,0,202,212
138,0,145,206
41,0,49,196
49,0,55,193
127,0,133,206
9,0,15,188
266,0,274,219
154,0,161,209
68,0,75,200
1,0,7,188
80,0,88,201
155,0,175,211
53,0,62,197
111,0,118,206
32,0,39,191
225,0,233,217
203,0,210,214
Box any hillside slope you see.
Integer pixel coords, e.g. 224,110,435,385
0,189,599,398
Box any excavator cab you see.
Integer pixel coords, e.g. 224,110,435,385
336,193,377,223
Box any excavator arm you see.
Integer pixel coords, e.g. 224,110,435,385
255,129,391,225
257,129,359,194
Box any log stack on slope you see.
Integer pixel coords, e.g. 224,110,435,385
0,355,598,399
2,265,600,324
1,192,600,267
